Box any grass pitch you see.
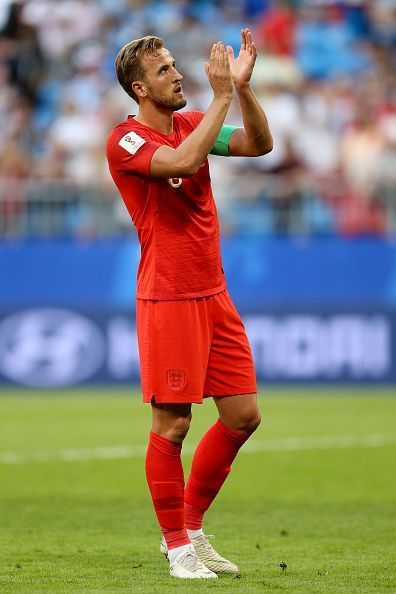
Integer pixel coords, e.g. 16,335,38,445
0,387,395,593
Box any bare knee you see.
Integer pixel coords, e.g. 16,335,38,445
215,393,261,435
234,410,261,434
165,414,192,443
151,405,192,444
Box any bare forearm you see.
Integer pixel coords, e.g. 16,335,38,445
235,83,273,155
150,96,232,177
176,95,232,170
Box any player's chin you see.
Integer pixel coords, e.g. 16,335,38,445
171,97,187,111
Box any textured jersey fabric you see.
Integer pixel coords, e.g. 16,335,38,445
106,111,226,300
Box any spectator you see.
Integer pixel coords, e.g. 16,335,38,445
0,0,394,237
255,0,296,56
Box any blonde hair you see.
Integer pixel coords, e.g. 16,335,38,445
115,35,164,102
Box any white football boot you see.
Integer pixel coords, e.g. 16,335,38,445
161,534,240,576
168,546,217,579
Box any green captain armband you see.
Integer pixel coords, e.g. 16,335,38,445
210,125,237,157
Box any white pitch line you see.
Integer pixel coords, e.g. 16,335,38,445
0,434,395,465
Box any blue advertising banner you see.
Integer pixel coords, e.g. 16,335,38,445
2,237,396,308
0,307,394,387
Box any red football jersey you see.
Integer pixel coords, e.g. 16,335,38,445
106,111,226,300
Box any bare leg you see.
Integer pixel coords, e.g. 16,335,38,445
214,393,261,434
151,401,192,443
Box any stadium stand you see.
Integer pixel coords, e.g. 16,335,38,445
0,0,395,237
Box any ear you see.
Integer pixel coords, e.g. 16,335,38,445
132,81,148,99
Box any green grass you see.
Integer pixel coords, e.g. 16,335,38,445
0,387,395,593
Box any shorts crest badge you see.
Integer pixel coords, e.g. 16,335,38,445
167,369,186,391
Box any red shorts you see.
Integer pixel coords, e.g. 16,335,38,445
136,289,257,404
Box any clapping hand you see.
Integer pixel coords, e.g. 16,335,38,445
227,28,257,87
204,42,233,99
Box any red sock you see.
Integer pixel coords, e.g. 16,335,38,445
145,431,190,550
184,419,250,530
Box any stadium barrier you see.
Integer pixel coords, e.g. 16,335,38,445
1,176,395,237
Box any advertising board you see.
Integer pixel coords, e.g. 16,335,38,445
0,308,393,386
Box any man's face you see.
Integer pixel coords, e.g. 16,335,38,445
140,48,186,111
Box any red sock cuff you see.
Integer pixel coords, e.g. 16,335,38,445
149,431,182,456
162,527,190,550
216,418,251,446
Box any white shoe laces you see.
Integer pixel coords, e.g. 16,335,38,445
193,534,222,557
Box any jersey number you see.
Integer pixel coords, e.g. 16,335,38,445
168,177,182,188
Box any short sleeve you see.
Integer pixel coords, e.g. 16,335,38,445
106,128,162,177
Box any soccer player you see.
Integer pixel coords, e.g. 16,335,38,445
106,29,273,579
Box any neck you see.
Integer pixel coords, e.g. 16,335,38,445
135,102,174,135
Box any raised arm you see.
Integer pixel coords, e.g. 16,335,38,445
150,43,233,178
227,28,273,157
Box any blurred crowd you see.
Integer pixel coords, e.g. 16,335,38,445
0,0,395,237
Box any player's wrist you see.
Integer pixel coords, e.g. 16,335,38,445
234,81,251,92
213,92,233,104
